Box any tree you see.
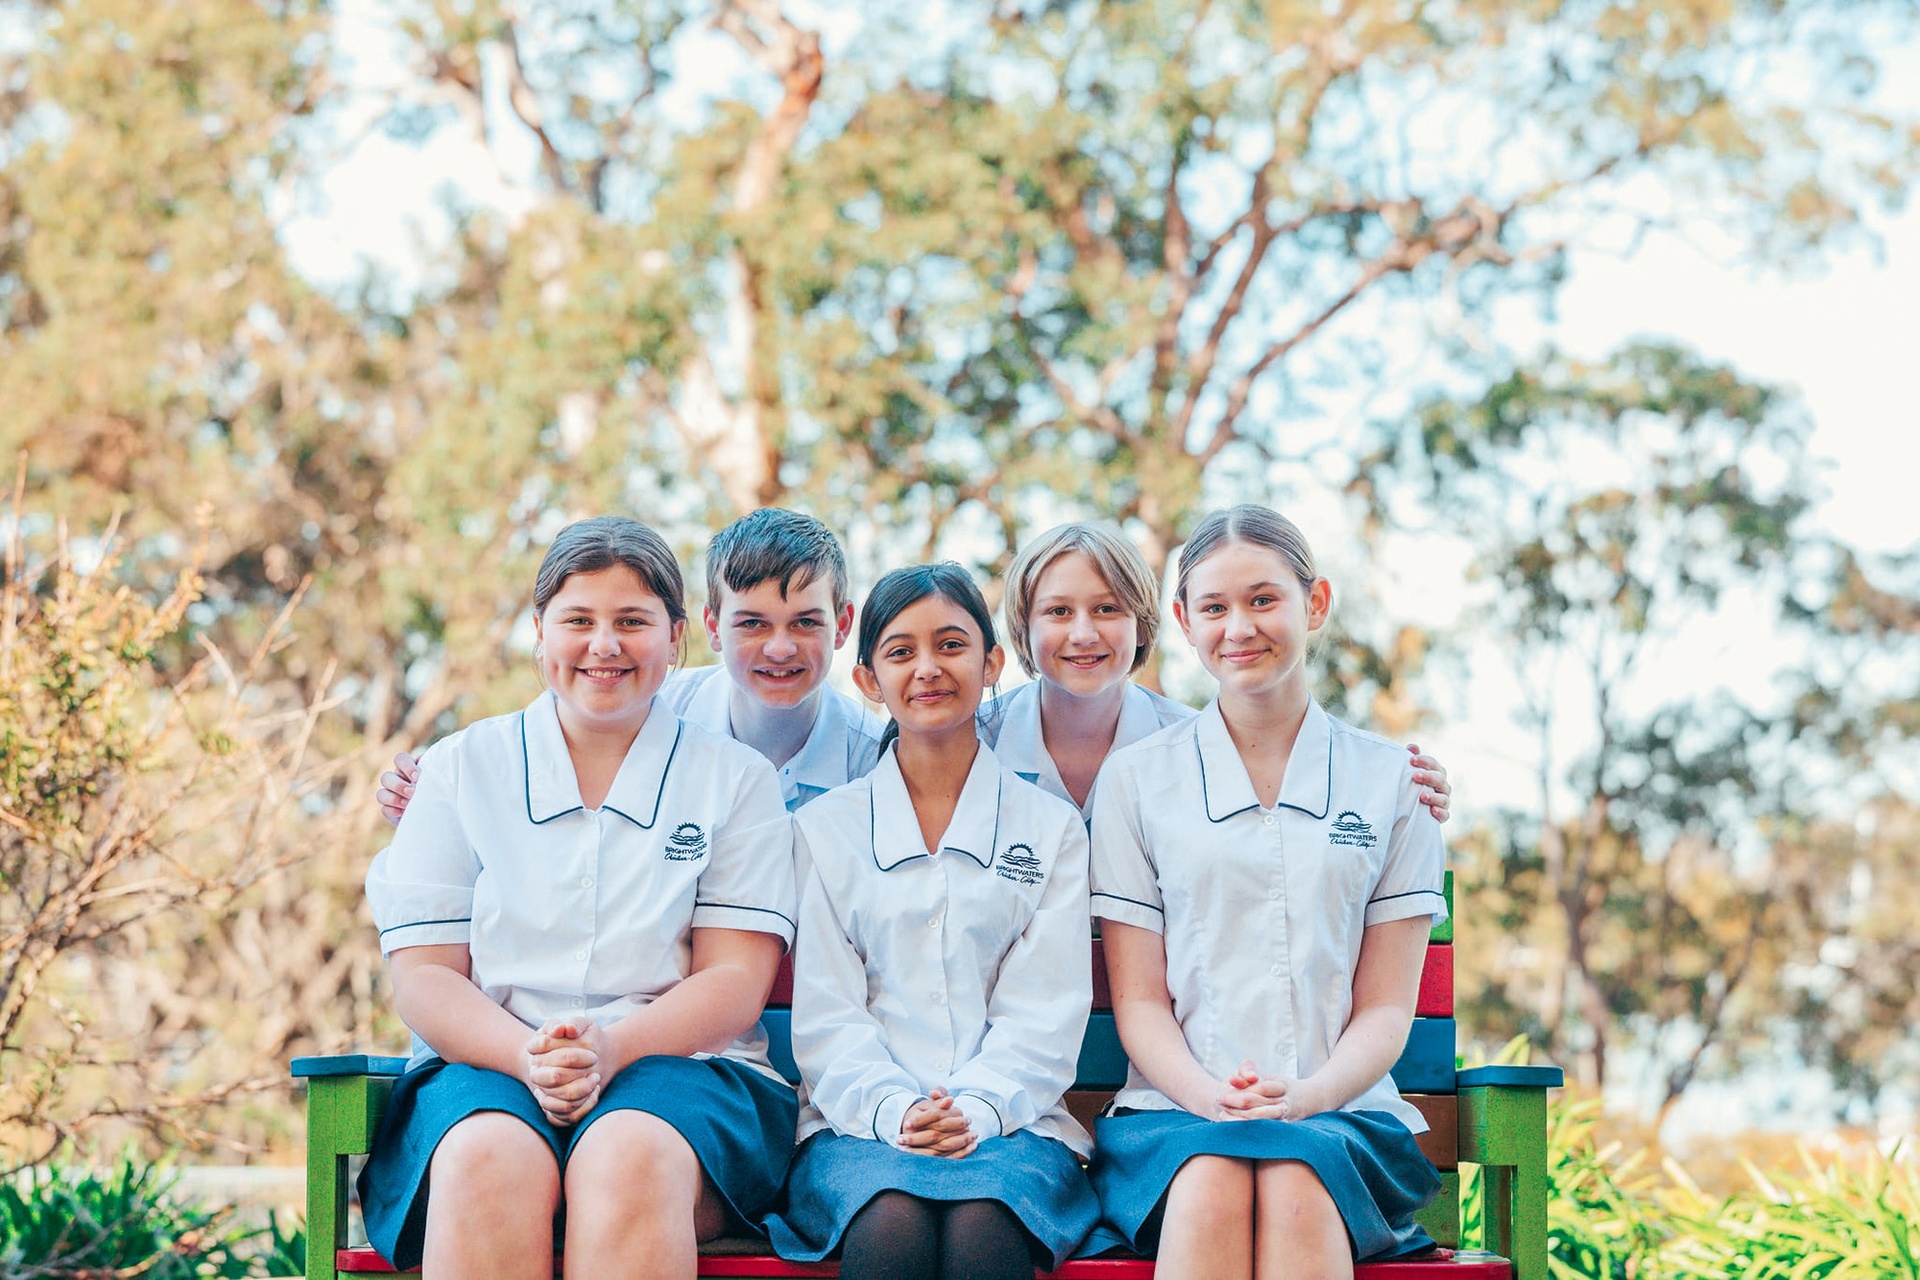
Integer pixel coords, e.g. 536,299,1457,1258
1383,341,1919,1119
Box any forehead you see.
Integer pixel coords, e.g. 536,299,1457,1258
1032,550,1119,599
716,572,837,615
1186,540,1297,591
885,593,983,635
546,565,663,608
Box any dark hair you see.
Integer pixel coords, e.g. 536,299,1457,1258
533,516,688,634
1174,504,1318,603
856,563,998,752
704,508,850,612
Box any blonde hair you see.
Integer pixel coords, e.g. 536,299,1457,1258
1003,523,1162,677
1174,505,1317,603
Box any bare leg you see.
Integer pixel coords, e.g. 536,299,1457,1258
561,1110,722,1280
422,1113,559,1280
1253,1160,1352,1280
1153,1155,1254,1280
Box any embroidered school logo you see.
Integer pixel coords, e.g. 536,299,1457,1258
1328,810,1377,849
996,842,1045,886
664,822,709,861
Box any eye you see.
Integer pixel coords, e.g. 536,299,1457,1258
1045,605,1070,618
884,644,913,661
1202,603,1225,615
1094,603,1121,615
619,616,649,628
735,618,765,630
793,618,820,630
1252,593,1276,607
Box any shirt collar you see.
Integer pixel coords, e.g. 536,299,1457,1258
988,682,1049,782
522,691,681,829
1113,682,1171,753
1194,698,1332,823
869,742,1004,870
681,668,871,799
678,665,734,737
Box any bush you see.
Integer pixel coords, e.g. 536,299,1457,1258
0,1154,259,1278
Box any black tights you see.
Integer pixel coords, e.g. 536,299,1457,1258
839,1191,1036,1280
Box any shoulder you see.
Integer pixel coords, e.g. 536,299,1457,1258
997,760,1082,834
424,706,531,770
1323,714,1414,776
656,664,721,714
1135,684,1198,728
793,775,875,840
1108,713,1199,771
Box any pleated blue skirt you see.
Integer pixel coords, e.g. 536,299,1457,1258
358,1055,798,1269
1088,1108,1439,1261
766,1129,1100,1268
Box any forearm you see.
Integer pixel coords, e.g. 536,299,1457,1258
1301,1004,1415,1113
392,964,534,1078
598,962,772,1074
1113,996,1226,1118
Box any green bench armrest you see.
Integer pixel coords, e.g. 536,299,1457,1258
294,1056,407,1280
1457,1068,1561,1280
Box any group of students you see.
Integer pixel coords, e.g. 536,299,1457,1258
362,505,1456,1280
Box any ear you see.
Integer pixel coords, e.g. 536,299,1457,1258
1171,598,1194,645
702,603,722,654
832,601,855,650
1305,578,1332,632
982,643,1006,688
851,663,885,706
532,611,544,647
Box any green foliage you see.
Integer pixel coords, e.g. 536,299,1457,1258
0,1155,258,1278
1464,1097,1920,1279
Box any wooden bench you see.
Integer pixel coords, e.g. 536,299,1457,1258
294,872,1562,1278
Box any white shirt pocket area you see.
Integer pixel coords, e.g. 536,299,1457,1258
365,692,797,1079
788,744,1094,1157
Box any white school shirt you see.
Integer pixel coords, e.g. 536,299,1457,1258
790,744,1094,1156
660,665,886,811
367,691,797,1080
1088,699,1447,1133
982,680,1196,820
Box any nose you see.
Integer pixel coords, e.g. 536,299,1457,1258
1224,606,1255,640
589,623,622,655
764,630,798,661
1067,611,1098,643
913,650,943,680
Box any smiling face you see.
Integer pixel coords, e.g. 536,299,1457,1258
1027,551,1142,699
1174,540,1331,704
853,593,1005,743
534,565,685,737
704,574,853,709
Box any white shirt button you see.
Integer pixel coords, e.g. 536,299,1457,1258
1269,964,1283,977
931,990,946,1005
1262,814,1276,827
570,997,584,1008
928,917,940,928
1268,888,1281,900
575,950,587,961
580,876,594,889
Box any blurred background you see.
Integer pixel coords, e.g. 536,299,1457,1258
2,0,1917,1269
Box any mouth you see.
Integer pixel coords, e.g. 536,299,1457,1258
577,666,634,683
753,666,807,682
909,689,956,705
1221,650,1268,665
1059,653,1111,670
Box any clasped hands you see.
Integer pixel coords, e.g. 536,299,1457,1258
520,1017,607,1126
899,1087,977,1159
1213,1059,1326,1123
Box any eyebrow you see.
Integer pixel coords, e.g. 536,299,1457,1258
1193,582,1285,600
732,607,828,620
555,603,658,615
878,624,973,648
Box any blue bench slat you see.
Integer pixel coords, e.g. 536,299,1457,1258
758,1013,1459,1095
292,1054,410,1078
1455,1064,1563,1089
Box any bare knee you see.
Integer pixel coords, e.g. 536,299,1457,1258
1254,1160,1342,1234
1168,1154,1255,1226
431,1113,559,1209
567,1110,699,1193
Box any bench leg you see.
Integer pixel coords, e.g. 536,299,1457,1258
302,1074,394,1280
1458,1084,1549,1280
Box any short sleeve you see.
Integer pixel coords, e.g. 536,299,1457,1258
690,747,797,946
366,739,479,954
1089,756,1165,934
1365,763,1447,928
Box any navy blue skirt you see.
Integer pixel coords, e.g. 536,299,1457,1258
358,1055,798,1269
1088,1108,1439,1261
766,1129,1100,1268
